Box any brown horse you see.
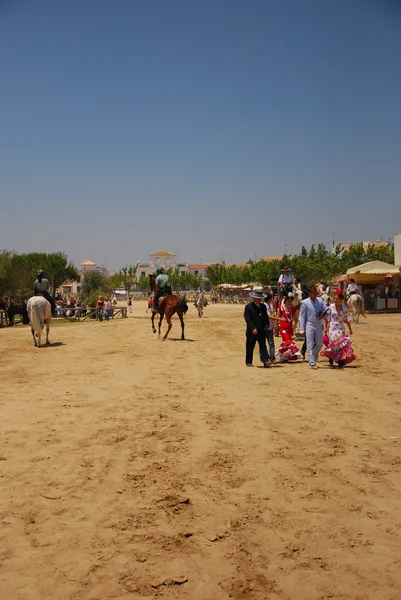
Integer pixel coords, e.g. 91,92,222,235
149,274,188,341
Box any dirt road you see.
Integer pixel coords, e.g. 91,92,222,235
1,303,400,600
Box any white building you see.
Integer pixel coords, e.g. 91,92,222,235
60,260,109,296
394,233,401,266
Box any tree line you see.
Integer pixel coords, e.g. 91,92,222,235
0,251,204,305
205,242,394,288
0,242,394,304
0,251,78,299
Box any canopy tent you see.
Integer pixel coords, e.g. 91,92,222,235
346,260,401,276
218,283,260,290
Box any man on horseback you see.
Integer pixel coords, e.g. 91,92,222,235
154,267,172,313
194,286,202,306
278,267,297,299
346,278,358,301
34,269,56,316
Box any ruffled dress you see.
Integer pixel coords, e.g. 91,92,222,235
276,305,302,362
320,303,357,365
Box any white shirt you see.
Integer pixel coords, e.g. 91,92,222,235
265,303,274,330
279,273,295,284
347,283,358,293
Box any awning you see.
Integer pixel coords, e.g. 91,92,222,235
347,260,400,276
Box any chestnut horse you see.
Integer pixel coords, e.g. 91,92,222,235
149,274,188,341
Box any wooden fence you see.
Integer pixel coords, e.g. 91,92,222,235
55,306,127,321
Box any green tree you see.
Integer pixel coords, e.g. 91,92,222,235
80,270,108,305
119,264,139,296
137,274,150,290
9,252,77,298
205,264,227,287
365,242,394,263
43,252,78,298
107,273,123,293
0,250,15,297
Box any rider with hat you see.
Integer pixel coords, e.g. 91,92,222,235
346,278,358,300
34,269,55,315
154,267,172,313
278,266,297,299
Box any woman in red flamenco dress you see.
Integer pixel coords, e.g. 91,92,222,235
276,295,303,362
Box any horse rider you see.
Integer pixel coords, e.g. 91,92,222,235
194,286,203,306
154,267,172,313
34,269,56,316
345,278,359,301
278,266,297,299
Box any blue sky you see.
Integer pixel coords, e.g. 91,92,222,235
1,0,400,269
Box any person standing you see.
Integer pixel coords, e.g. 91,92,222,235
244,290,271,368
278,266,296,298
299,285,327,369
321,290,357,368
264,293,277,362
103,297,111,321
146,292,154,313
127,297,132,314
96,296,104,322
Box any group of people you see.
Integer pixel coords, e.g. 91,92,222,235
95,295,118,321
244,270,357,370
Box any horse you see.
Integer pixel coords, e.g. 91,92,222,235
347,293,366,324
0,299,29,326
27,296,52,347
195,292,207,317
149,274,189,341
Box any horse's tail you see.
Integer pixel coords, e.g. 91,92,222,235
179,295,188,313
357,295,367,317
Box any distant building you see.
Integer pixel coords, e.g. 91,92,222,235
395,233,401,266
260,255,283,262
60,260,109,296
335,240,388,253
149,250,177,269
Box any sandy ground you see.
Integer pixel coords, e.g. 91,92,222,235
1,302,401,600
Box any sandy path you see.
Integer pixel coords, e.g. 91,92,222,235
1,303,400,600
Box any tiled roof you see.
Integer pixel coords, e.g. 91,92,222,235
81,260,96,266
261,255,283,261
150,250,176,257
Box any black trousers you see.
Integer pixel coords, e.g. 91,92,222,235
154,286,172,311
36,291,55,315
246,329,269,364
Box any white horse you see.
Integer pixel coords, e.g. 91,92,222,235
347,293,366,324
27,296,52,347
196,292,206,317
